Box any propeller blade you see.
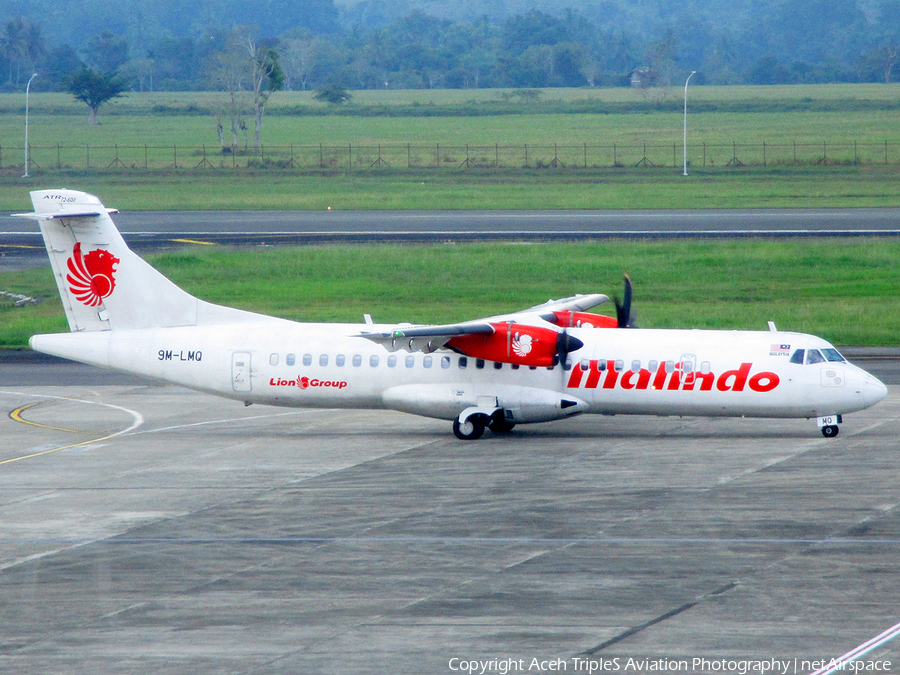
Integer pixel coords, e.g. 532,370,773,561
555,329,584,367
615,273,633,328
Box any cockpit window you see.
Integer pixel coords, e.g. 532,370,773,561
821,348,846,363
806,349,826,364
789,349,805,364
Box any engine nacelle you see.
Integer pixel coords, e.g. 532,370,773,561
551,311,618,328
447,323,564,367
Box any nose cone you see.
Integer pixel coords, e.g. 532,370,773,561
862,373,889,408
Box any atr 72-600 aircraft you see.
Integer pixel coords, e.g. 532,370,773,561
16,190,887,440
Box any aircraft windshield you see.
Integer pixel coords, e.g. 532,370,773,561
806,349,826,364
790,347,845,365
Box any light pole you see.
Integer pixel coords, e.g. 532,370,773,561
23,73,37,178
683,70,696,176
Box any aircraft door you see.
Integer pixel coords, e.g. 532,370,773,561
232,352,253,392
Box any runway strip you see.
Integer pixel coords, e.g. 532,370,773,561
4,208,899,273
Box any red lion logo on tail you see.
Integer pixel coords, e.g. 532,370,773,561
66,242,120,307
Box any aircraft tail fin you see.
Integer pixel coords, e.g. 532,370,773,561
16,189,201,332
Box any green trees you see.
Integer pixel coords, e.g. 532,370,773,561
1,17,44,88
208,28,284,151
4,0,900,92
313,83,352,104
65,67,129,124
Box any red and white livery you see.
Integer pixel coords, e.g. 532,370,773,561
16,190,887,440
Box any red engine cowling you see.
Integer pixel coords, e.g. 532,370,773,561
552,311,618,328
447,323,562,367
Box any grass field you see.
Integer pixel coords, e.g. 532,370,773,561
0,84,899,210
1,239,898,349
4,89,900,154
4,167,899,211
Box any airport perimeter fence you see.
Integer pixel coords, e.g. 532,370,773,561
7,141,900,173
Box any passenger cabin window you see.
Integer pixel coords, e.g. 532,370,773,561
352,355,362,367
458,357,468,369
614,359,624,372
269,353,278,366
442,356,451,369
286,353,296,366
406,355,415,368
336,354,345,367
303,354,312,366
423,356,433,368
631,360,641,373
319,354,328,366
387,355,397,368
370,355,379,367
494,361,503,370
648,360,658,372
790,349,805,365
476,359,485,369
806,349,826,365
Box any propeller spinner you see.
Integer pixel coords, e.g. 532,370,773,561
555,329,584,367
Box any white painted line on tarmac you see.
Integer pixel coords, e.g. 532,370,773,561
808,619,900,675
1,391,144,464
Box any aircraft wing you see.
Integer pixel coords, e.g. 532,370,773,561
520,293,609,320
356,321,495,353
355,293,609,353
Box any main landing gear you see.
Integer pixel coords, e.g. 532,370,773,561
453,416,485,440
452,410,516,440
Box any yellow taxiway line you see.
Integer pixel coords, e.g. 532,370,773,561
2,393,144,465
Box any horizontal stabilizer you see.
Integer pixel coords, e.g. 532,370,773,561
13,208,118,220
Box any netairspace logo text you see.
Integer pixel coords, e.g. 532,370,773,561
447,656,892,675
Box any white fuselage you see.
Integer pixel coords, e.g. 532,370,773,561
18,188,888,439
31,318,888,425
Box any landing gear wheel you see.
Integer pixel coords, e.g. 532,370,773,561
488,418,516,434
822,425,840,438
453,416,486,440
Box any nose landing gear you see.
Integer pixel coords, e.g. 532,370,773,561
818,414,842,438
